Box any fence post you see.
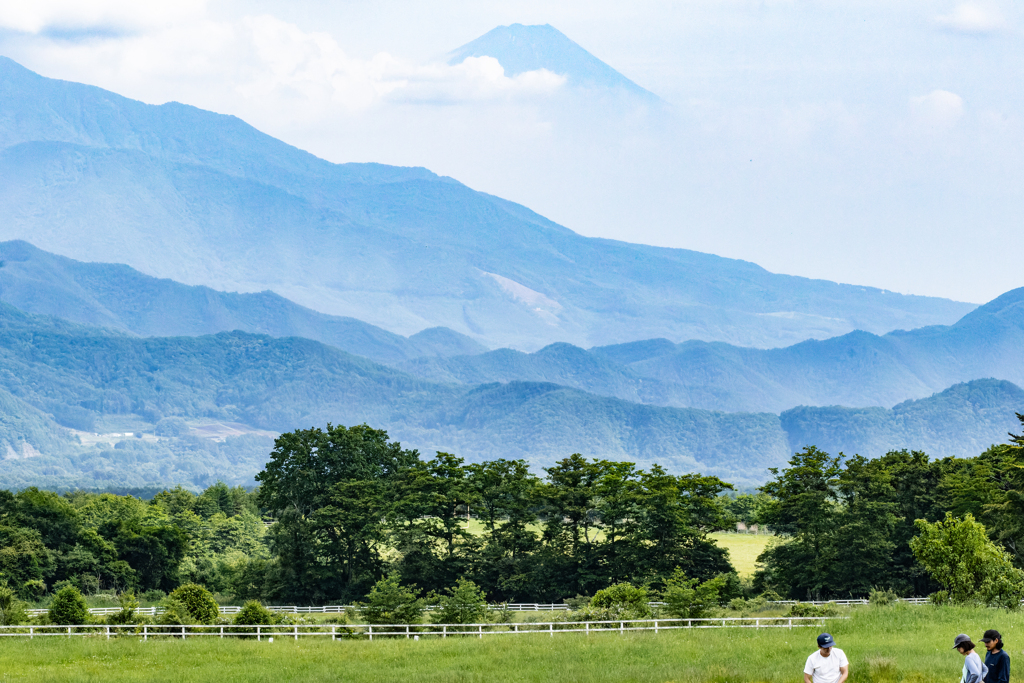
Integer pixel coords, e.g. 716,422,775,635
258,625,261,642
368,625,372,642
182,625,186,640
586,622,589,636
143,625,148,642
688,619,692,629
549,623,553,638
294,625,298,641
620,621,623,635
29,626,33,640
654,620,658,634
513,624,518,634
443,625,447,639
332,626,336,642
479,625,482,639
220,626,224,639
67,626,71,638
406,625,410,639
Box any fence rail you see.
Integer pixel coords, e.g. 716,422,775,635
0,616,839,641
24,597,931,618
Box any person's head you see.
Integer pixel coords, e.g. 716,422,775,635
817,633,836,655
953,634,975,654
981,630,1003,652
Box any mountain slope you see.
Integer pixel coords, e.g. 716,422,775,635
401,287,1024,412
0,303,1019,489
0,240,485,364
0,303,790,486
781,379,1024,458
446,24,659,101
0,56,974,350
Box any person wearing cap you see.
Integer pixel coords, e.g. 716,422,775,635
982,630,1010,683
804,633,849,683
953,634,986,683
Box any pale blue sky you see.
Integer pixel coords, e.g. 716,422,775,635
1,1,1021,303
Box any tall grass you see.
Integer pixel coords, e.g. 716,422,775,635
0,605,1018,682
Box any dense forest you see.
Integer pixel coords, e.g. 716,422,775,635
1,415,1022,611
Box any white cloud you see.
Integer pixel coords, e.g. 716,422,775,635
909,90,964,131
935,3,1006,33
13,14,564,115
0,0,207,34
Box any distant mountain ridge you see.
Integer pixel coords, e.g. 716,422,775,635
399,287,1024,412
0,240,486,363
0,56,975,351
446,24,660,101
0,301,1018,490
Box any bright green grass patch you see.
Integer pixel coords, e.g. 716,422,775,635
2,606,1019,682
709,532,772,577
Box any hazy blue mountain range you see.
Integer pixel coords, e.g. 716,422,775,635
781,379,1024,459
0,301,1020,490
446,24,660,101
0,303,787,487
0,240,485,364
400,287,1024,413
0,56,974,351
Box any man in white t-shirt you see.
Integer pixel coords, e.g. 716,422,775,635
804,633,849,683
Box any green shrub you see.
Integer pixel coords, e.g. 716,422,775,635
430,578,488,625
49,585,88,625
0,584,28,625
233,600,278,626
140,589,166,604
662,571,727,619
787,602,839,617
361,574,424,625
157,597,194,626
591,583,651,618
167,584,219,624
106,592,141,625
869,588,900,606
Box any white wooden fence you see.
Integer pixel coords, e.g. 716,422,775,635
0,615,839,641
24,597,930,619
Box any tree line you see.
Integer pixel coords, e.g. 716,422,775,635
1,414,1022,610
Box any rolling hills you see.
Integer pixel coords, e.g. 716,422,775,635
399,287,1024,412
0,301,1019,491
0,56,974,351
0,240,485,364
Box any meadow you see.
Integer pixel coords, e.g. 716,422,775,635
708,532,772,577
1,605,1017,682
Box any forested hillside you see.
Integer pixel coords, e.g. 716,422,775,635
0,304,788,488
402,287,1024,412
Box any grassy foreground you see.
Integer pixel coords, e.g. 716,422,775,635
1,605,1020,682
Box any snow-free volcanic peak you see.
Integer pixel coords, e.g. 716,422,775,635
446,23,661,101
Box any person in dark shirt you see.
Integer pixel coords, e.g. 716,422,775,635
982,629,1010,683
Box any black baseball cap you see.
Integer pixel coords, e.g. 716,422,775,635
982,630,1002,643
953,634,972,649
818,633,836,648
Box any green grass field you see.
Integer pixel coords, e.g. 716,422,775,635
2,605,1017,682
709,532,772,577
